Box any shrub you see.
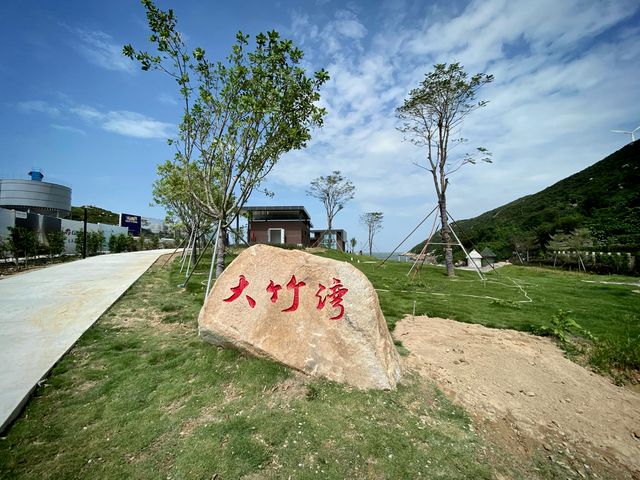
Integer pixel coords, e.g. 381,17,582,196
535,309,596,344
109,233,132,253
590,334,640,373
75,230,106,256
0,236,9,260
46,230,66,257
8,226,38,264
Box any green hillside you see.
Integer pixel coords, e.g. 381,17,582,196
70,205,119,225
411,141,640,259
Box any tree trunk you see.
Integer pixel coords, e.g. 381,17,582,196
215,225,227,277
326,215,332,249
438,198,455,277
368,230,373,256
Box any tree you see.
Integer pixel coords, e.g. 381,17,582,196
124,1,329,276
349,237,357,253
360,212,383,256
307,171,355,250
152,160,210,255
46,230,66,258
567,227,593,271
89,231,106,255
397,63,493,277
8,227,38,265
76,231,105,256
109,233,131,253
0,236,9,261
511,233,539,263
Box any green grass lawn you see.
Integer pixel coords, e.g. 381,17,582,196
318,251,639,339
320,251,639,381
1,249,637,479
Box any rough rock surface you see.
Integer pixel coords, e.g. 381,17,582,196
199,245,401,389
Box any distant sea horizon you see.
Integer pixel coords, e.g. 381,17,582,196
369,252,410,262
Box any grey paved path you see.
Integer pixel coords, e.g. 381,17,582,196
0,249,175,432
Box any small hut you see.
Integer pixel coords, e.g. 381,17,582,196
466,249,483,268
480,247,496,267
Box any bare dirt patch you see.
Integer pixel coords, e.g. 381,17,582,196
264,373,310,408
395,316,640,478
152,251,182,268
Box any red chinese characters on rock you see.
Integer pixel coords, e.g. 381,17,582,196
281,275,306,313
222,274,256,308
315,278,349,320
266,280,282,303
222,274,348,319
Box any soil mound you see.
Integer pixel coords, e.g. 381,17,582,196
395,316,640,476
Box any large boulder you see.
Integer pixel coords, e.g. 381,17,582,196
198,245,401,390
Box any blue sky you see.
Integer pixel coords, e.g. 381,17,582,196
1,0,639,251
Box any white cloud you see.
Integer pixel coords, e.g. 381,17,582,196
68,103,173,139
101,111,173,139
17,100,60,117
300,9,368,55
272,0,640,249
51,124,86,135
73,28,135,73
69,105,103,121
332,10,367,39
17,98,173,140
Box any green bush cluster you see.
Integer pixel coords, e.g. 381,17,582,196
108,233,134,253
6,227,39,263
589,330,640,383
1,227,67,265
45,230,65,257
75,230,106,256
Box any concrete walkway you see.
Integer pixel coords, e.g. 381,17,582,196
0,249,175,432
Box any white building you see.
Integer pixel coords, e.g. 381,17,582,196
466,249,483,268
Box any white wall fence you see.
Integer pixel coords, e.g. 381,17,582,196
0,207,129,254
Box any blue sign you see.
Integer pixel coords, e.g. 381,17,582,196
120,213,141,236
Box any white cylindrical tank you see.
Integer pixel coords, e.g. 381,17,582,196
0,178,72,217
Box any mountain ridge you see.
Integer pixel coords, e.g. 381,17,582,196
411,141,640,259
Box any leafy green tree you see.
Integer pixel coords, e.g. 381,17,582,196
397,63,493,277
547,232,571,251
8,227,38,265
567,227,593,271
360,212,383,256
511,233,539,263
75,230,85,257
108,234,117,253
152,160,210,252
76,230,105,256
89,231,106,255
108,233,131,253
0,236,8,260
350,237,357,254
46,230,65,257
124,1,329,276
118,234,131,252
126,234,136,252
307,171,355,250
